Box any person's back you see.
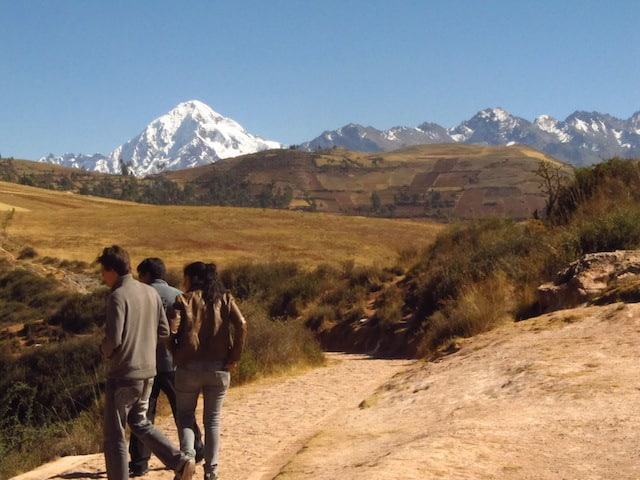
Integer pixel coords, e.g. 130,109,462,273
172,261,247,480
128,257,205,477
150,278,182,372
97,246,195,480
101,273,168,380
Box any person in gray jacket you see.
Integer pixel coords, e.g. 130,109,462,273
97,245,195,480
129,257,204,477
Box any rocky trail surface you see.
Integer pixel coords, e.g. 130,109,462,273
11,302,640,480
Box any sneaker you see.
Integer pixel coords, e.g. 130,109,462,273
204,472,218,480
129,466,149,477
175,458,196,480
195,446,205,463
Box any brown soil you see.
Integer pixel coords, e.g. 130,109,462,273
10,302,640,480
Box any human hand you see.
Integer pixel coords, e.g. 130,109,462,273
223,361,238,371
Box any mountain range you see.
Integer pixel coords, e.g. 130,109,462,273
39,100,640,177
299,108,640,167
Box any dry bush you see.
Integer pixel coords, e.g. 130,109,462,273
0,335,105,478
0,269,69,326
48,288,109,333
418,272,514,357
234,300,325,384
372,284,405,329
17,245,38,259
592,277,640,305
395,217,578,357
304,303,337,330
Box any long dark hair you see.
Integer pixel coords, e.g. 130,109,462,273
183,261,223,304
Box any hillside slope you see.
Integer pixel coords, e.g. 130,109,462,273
11,302,640,479
2,142,571,221
165,143,569,220
0,180,442,272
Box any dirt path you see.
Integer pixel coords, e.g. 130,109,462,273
11,302,640,480
10,353,414,480
274,303,640,480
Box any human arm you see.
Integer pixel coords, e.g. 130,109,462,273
100,294,125,359
165,295,184,354
157,299,170,344
224,294,248,370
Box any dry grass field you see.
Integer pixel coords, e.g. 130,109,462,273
0,180,443,274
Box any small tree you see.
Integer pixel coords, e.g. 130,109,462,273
370,191,381,212
535,160,567,217
119,159,133,176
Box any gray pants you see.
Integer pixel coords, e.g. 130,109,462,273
103,377,187,480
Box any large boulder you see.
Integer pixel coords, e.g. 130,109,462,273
538,250,640,313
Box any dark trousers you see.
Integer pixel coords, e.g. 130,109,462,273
129,371,203,473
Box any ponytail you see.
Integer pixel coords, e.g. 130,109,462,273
203,263,223,303
184,261,223,304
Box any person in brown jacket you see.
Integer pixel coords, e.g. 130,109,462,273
169,261,247,480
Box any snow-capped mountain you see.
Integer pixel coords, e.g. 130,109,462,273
301,107,640,166
40,152,112,171
302,123,452,152
40,100,284,177
39,104,640,175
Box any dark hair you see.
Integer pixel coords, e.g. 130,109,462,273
96,245,131,276
183,261,222,303
137,257,166,280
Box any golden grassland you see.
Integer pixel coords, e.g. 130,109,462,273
0,181,444,273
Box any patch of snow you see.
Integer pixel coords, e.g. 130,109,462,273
574,119,589,132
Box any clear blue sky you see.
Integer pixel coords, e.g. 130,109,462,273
2,0,639,160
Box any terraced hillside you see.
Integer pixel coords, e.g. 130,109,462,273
166,143,571,220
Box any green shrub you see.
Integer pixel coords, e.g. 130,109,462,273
222,261,300,301
0,300,41,327
0,335,106,478
572,205,640,253
551,157,640,224
417,272,514,357
0,336,105,426
0,269,67,313
58,259,91,272
304,303,336,330
17,246,38,260
0,391,104,480
233,300,324,385
223,261,338,320
372,284,405,329
48,288,109,333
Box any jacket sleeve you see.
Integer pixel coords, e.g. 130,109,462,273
166,296,183,354
100,293,125,359
226,294,248,363
157,298,170,341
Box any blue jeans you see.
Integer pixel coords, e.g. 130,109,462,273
103,377,188,480
175,362,230,475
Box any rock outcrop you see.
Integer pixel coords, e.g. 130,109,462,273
537,250,640,312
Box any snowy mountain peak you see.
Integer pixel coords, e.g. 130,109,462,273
479,107,510,122
302,107,640,166
40,100,284,177
167,100,237,129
